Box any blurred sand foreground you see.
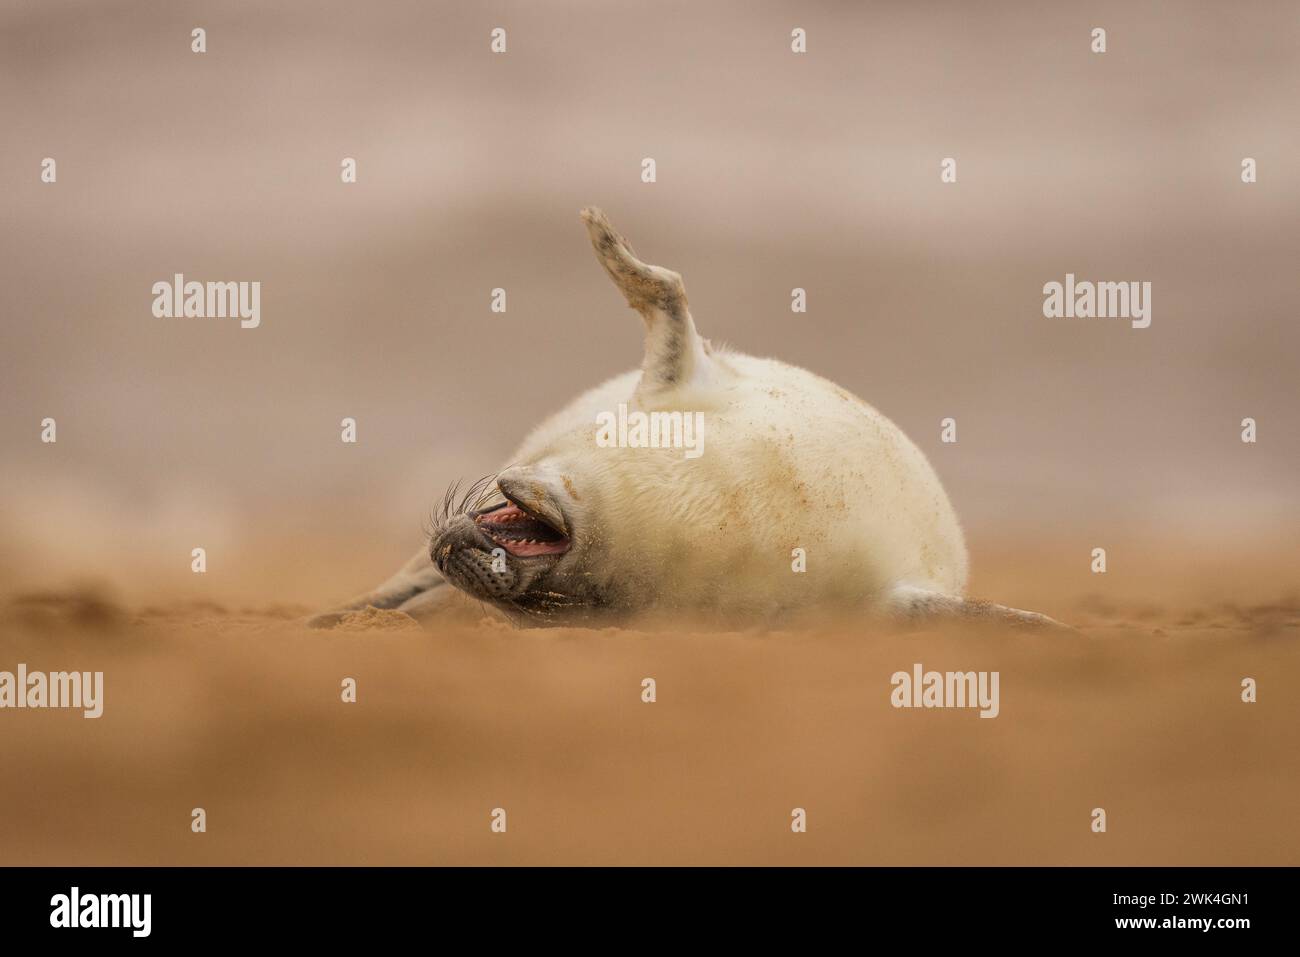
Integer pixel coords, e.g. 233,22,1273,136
1,569,1296,867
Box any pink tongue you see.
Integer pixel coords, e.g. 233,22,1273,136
503,539,569,557
476,504,570,556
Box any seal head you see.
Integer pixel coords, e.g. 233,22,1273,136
431,464,598,622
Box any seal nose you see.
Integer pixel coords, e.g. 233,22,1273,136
430,516,520,601
429,515,481,569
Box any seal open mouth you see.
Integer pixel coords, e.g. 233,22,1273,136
473,501,571,558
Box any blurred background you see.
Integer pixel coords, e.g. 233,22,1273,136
2,0,1297,609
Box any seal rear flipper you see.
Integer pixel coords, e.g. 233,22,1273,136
886,584,1072,631
580,206,716,398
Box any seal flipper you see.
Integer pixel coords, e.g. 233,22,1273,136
581,206,713,398
306,550,445,628
887,584,1072,631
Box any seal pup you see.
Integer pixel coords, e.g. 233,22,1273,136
310,208,1060,629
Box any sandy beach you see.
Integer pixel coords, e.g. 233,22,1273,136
2,554,1296,866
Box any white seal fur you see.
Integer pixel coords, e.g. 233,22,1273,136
311,208,1059,629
